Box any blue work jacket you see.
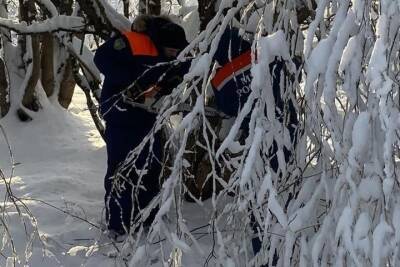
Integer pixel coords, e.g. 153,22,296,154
94,32,170,126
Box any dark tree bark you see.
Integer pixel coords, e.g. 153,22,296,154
198,0,216,31
76,0,114,39
19,0,41,114
0,1,10,118
296,0,317,25
183,125,229,201
51,0,73,15
58,57,76,109
54,0,76,109
0,56,9,117
139,0,161,15
20,35,41,112
123,0,129,18
41,33,54,97
182,0,219,200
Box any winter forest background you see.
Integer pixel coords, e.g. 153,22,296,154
1,0,400,266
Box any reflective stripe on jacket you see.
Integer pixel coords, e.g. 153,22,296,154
123,31,159,57
210,27,252,116
211,50,252,91
94,32,162,125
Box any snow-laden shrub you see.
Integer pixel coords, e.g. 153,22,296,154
2,0,400,266
119,0,400,266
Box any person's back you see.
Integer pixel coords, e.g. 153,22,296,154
211,27,253,117
94,16,176,126
210,26,299,260
211,27,297,127
94,15,189,236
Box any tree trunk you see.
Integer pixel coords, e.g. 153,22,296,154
182,0,218,200
19,0,41,113
123,0,129,18
21,37,41,112
41,33,54,97
139,0,161,15
55,0,76,109
198,0,216,31
58,57,76,109
0,0,11,118
0,56,9,117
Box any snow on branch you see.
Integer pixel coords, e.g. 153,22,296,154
35,0,58,17
118,0,400,266
0,15,89,34
3,0,400,266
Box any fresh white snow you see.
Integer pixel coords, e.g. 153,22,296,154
0,89,219,266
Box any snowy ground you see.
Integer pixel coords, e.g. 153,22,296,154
0,90,222,266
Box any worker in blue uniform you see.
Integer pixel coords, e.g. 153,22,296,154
210,26,299,264
211,26,298,141
94,15,189,236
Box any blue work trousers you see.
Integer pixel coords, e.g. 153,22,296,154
103,110,162,233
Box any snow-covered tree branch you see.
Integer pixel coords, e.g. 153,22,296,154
116,0,400,266
1,0,400,266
